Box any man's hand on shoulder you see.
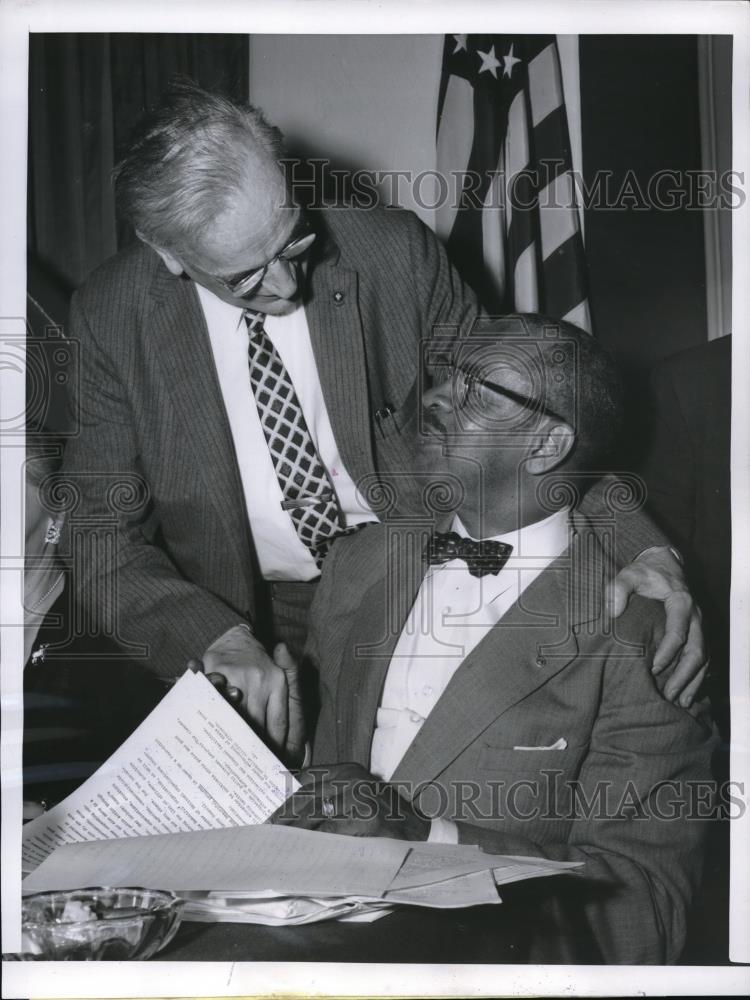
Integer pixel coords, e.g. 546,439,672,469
270,762,430,841
606,546,707,706
202,624,305,762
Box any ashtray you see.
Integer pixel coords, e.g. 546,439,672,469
6,887,183,961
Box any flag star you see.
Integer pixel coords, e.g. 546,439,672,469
502,43,521,79
476,44,502,79
453,34,468,54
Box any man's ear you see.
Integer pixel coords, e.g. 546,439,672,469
135,230,185,276
525,421,576,475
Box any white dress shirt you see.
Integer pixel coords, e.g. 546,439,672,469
196,287,377,581
369,508,571,843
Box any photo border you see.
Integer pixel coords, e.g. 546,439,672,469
1,0,748,995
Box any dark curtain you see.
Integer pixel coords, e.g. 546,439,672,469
28,33,250,295
26,33,248,432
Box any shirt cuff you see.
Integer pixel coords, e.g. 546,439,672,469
635,544,684,566
427,816,459,844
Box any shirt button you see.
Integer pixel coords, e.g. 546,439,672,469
422,685,433,697
409,711,423,724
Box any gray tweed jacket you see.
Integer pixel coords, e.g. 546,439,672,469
307,512,717,964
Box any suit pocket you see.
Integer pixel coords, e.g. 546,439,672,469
477,742,589,776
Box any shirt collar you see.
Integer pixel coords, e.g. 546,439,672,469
450,508,571,563
194,282,246,333
194,282,304,334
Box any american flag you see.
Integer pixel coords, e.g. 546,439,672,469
436,34,591,332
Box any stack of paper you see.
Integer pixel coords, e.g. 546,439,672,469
21,671,583,926
22,823,583,924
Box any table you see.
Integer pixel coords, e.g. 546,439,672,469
161,903,527,963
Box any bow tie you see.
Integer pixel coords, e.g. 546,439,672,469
427,532,513,578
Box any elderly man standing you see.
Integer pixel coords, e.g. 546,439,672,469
59,80,702,757
273,316,718,964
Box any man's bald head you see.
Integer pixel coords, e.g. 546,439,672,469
447,314,625,472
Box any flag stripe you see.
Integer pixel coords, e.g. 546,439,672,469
513,241,540,312
482,154,506,301
504,90,530,199
436,74,475,241
444,83,504,307
541,232,588,320
539,172,578,260
563,299,592,331
522,35,556,63
527,42,561,127
532,106,573,180
436,34,591,328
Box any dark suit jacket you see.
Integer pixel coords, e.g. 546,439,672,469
307,513,717,964
640,337,731,733
60,205,666,676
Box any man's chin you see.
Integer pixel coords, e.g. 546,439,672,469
242,295,301,316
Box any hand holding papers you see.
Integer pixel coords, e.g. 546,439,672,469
270,761,431,841
22,671,298,871
21,671,583,927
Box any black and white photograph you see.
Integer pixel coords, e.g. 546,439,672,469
1,1,749,997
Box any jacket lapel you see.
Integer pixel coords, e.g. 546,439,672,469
335,525,430,764
388,516,606,789
389,571,580,790
146,267,254,588
305,237,376,489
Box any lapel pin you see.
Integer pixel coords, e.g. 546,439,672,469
333,290,345,304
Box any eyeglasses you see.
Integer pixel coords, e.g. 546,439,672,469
449,363,567,424
213,222,317,298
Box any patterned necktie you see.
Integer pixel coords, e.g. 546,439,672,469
244,310,345,567
427,531,513,578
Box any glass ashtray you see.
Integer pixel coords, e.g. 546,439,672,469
6,887,183,961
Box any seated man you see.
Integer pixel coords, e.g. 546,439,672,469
274,315,718,965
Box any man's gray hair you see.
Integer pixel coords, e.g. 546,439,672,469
113,78,286,257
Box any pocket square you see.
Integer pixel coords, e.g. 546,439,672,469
513,737,568,751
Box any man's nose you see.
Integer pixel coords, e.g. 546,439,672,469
261,257,299,299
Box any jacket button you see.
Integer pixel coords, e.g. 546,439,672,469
536,656,547,667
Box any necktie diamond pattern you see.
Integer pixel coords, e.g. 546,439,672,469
245,310,344,567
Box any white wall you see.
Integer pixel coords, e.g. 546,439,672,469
249,34,584,234
248,35,444,226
